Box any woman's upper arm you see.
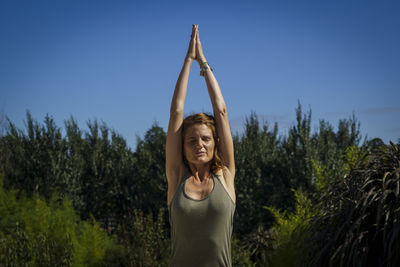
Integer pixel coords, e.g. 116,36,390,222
166,110,184,184
214,107,235,177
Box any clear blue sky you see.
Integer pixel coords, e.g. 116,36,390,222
1,0,399,149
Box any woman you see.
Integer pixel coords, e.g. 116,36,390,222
166,24,236,267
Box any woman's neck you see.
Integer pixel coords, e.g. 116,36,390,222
188,162,212,182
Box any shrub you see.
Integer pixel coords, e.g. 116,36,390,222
303,143,400,267
264,189,315,267
231,234,255,267
0,174,120,266
116,208,170,267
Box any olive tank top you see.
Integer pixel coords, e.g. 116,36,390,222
168,170,236,267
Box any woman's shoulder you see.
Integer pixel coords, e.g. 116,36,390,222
214,167,234,185
167,166,191,206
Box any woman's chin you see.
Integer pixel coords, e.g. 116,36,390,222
189,157,212,165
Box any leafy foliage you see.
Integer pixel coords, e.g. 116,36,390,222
301,143,400,267
0,103,392,265
264,190,315,267
0,175,120,266
116,208,170,267
231,234,256,267
234,112,290,236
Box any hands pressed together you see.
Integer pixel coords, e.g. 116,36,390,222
186,24,207,65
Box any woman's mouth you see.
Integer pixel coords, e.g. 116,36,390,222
195,149,206,156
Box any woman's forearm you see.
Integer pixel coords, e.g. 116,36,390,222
203,63,227,114
170,58,194,114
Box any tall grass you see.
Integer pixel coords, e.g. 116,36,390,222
304,143,400,266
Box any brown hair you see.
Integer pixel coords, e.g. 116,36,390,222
182,113,224,173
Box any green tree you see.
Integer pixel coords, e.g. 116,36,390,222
131,123,167,216
234,113,285,236
281,102,315,192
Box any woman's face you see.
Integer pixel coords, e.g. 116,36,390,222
183,124,215,166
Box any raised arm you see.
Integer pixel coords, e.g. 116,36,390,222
195,27,235,179
166,25,197,201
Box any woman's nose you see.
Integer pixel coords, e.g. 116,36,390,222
195,138,203,147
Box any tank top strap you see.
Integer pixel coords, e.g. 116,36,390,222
211,171,236,206
179,168,191,185
212,171,221,182
212,171,226,188
168,169,190,209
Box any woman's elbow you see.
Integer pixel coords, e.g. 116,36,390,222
170,105,184,116
214,104,227,117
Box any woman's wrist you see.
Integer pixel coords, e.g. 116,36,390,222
197,57,207,65
184,56,195,64
199,60,213,76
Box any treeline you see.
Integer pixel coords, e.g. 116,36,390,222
0,103,398,266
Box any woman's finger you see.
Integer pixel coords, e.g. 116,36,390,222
191,29,196,46
192,29,198,45
186,25,197,59
196,26,201,41
195,29,201,48
191,24,197,37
